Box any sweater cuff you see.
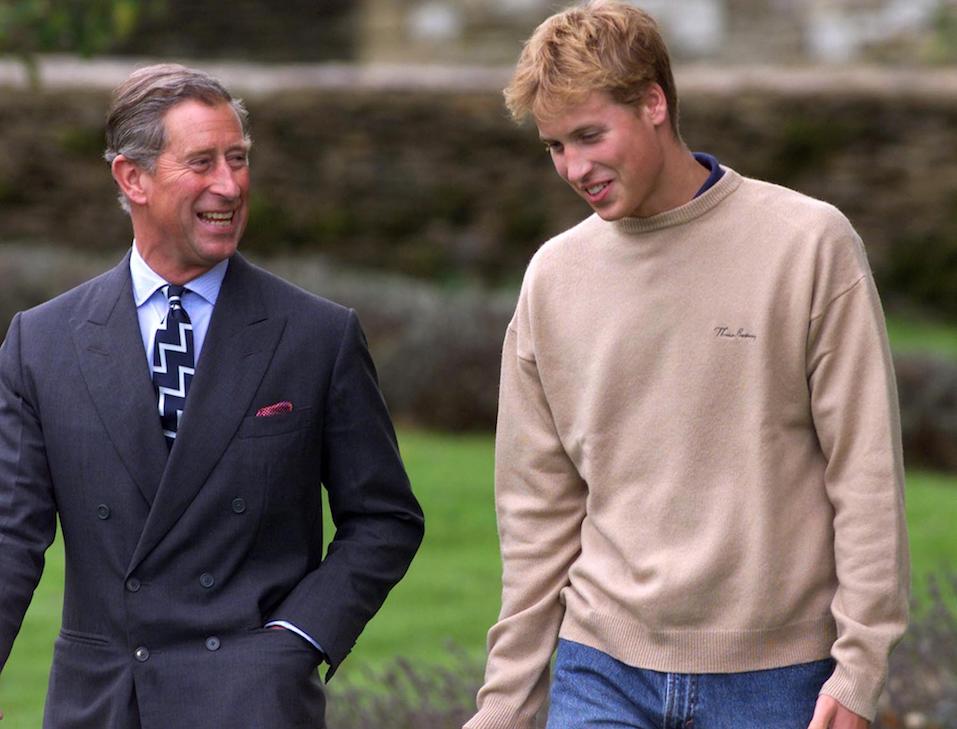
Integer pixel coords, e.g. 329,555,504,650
463,699,540,729
819,663,884,722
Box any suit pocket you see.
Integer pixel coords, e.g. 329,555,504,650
238,406,314,439
59,627,110,647
249,626,323,659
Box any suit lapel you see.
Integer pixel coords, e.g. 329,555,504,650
127,255,285,575
71,254,168,507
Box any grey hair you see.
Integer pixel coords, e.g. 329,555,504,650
104,63,251,213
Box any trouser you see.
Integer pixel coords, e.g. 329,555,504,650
546,639,835,729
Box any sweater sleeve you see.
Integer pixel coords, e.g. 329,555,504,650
465,315,588,729
806,245,909,720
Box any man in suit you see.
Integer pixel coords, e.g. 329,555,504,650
0,63,424,728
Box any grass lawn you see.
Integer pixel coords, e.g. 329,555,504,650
0,431,955,726
905,471,957,597
885,313,957,359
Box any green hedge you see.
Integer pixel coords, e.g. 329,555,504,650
1,83,957,316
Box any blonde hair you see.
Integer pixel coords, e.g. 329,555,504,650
504,0,680,137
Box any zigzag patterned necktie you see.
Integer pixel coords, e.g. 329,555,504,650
152,284,195,448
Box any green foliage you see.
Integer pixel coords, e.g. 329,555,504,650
879,573,957,729
896,355,957,474
886,313,957,360
327,648,485,729
884,231,957,321
327,430,501,667
773,115,857,179
907,472,957,602
3,85,957,314
0,0,141,55
0,0,146,87
923,1,957,64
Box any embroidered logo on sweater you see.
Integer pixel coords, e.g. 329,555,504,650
714,326,757,341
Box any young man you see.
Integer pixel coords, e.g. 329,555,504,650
465,3,908,729
0,64,423,728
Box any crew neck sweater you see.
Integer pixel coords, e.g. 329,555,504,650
466,167,908,728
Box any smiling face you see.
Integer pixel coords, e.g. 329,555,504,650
132,99,250,283
537,88,678,220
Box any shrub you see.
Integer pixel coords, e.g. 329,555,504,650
4,79,957,320
325,644,492,729
896,356,957,473
2,245,956,465
0,243,110,333
875,573,957,729
263,254,515,431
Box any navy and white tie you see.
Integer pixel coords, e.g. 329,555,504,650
152,285,194,448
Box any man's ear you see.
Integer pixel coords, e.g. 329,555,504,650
642,83,669,127
111,155,149,207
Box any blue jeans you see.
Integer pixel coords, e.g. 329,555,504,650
546,639,835,729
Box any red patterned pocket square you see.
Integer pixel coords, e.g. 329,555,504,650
256,401,293,417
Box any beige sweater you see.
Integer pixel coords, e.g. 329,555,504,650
466,168,908,728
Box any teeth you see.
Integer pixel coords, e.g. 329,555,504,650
586,183,607,195
199,211,233,225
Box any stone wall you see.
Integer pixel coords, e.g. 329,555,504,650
1,65,955,314
5,0,956,66
356,0,957,65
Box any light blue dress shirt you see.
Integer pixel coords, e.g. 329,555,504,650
130,243,227,368
129,243,324,659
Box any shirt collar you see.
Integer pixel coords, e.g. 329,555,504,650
129,241,229,307
692,152,725,198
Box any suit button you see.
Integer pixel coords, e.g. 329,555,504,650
205,636,221,651
96,504,111,520
231,498,246,514
199,573,215,589
134,646,150,662
126,578,141,593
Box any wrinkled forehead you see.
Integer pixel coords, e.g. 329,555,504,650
158,99,250,154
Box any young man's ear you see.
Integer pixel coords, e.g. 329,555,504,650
641,83,669,127
111,155,149,207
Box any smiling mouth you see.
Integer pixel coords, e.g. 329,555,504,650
585,182,609,196
198,211,235,227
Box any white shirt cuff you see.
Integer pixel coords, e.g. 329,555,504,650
264,620,325,658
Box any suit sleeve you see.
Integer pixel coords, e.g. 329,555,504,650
269,309,423,673
806,234,909,721
0,313,58,671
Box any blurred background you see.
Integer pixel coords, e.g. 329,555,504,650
1,1,956,727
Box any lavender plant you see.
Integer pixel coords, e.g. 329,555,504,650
325,643,490,729
876,573,957,729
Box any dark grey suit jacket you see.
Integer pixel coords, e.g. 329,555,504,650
0,252,424,728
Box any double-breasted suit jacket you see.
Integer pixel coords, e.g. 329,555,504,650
0,252,424,728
